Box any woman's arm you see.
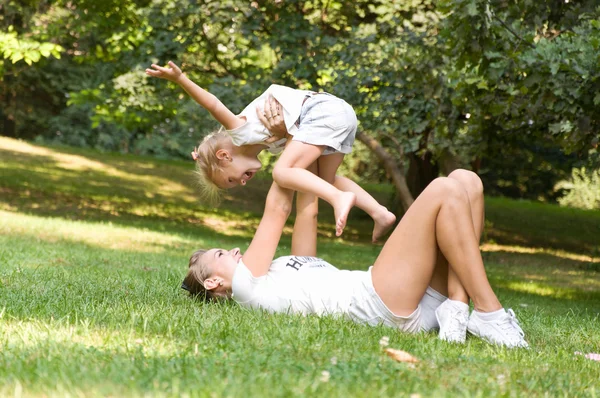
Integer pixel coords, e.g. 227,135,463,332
145,61,244,130
242,182,294,277
241,96,317,271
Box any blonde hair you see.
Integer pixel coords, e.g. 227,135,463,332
182,249,224,302
193,130,229,205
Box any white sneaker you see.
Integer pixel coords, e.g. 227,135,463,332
435,299,469,343
467,308,529,348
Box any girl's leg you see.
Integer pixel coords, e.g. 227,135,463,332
334,176,397,242
370,177,501,316
291,162,319,257
315,153,396,242
273,141,356,236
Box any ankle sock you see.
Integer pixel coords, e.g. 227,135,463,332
445,299,469,312
473,308,506,321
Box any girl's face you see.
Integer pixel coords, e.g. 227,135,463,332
215,154,262,189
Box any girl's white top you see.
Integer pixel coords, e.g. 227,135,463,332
226,84,313,154
232,256,367,315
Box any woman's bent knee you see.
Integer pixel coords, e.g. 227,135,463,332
448,169,483,196
430,177,469,202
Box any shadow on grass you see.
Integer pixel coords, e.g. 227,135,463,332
481,249,600,307
485,197,600,254
0,141,374,243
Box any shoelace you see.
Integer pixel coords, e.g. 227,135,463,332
498,308,525,339
447,309,469,338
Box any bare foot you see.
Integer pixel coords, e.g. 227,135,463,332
334,192,357,237
372,207,397,242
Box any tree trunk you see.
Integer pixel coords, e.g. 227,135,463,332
356,131,414,213
438,148,463,176
471,157,481,174
407,151,438,198
1,71,16,137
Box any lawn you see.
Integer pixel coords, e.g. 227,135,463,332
1,136,599,397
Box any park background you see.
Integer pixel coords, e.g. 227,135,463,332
1,0,599,396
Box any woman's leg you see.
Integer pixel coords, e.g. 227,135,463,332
427,170,485,302
446,169,485,303
427,170,485,342
372,176,528,347
428,170,485,301
273,141,356,236
370,177,501,316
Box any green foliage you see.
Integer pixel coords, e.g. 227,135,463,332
2,0,600,200
0,28,63,66
439,0,600,154
479,133,578,201
555,167,600,210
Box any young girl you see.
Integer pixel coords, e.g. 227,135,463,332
145,61,396,240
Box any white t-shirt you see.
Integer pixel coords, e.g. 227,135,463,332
226,84,313,154
232,256,367,316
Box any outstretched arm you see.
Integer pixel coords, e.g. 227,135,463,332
242,182,294,277
145,61,244,130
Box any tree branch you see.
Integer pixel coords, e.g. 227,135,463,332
357,131,414,212
492,14,535,49
197,1,243,80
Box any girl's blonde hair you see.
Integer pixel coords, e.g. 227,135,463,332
192,130,229,205
182,249,227,302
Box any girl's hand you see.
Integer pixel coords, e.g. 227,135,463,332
145,61,184,83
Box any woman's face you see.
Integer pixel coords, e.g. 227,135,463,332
202,247,242,277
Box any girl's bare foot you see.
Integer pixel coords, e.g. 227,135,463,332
334,192,357,237
372,207,397,242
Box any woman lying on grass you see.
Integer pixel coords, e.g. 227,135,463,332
182,167,529,348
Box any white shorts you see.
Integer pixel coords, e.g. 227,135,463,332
347,267,447,333
292,93,357,155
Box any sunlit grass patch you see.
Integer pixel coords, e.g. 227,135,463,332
1,318,185,356
0,152,198,203
504,281,560,298
0,210,201,253
481,243,600,264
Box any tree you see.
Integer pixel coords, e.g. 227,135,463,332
4,0,599,212
0,0,63,137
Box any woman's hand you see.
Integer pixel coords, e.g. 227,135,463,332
145,61,184,83
257,95,288,143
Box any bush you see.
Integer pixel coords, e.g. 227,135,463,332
554,167,600,210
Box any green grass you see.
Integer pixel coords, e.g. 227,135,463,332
0,136,599,397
